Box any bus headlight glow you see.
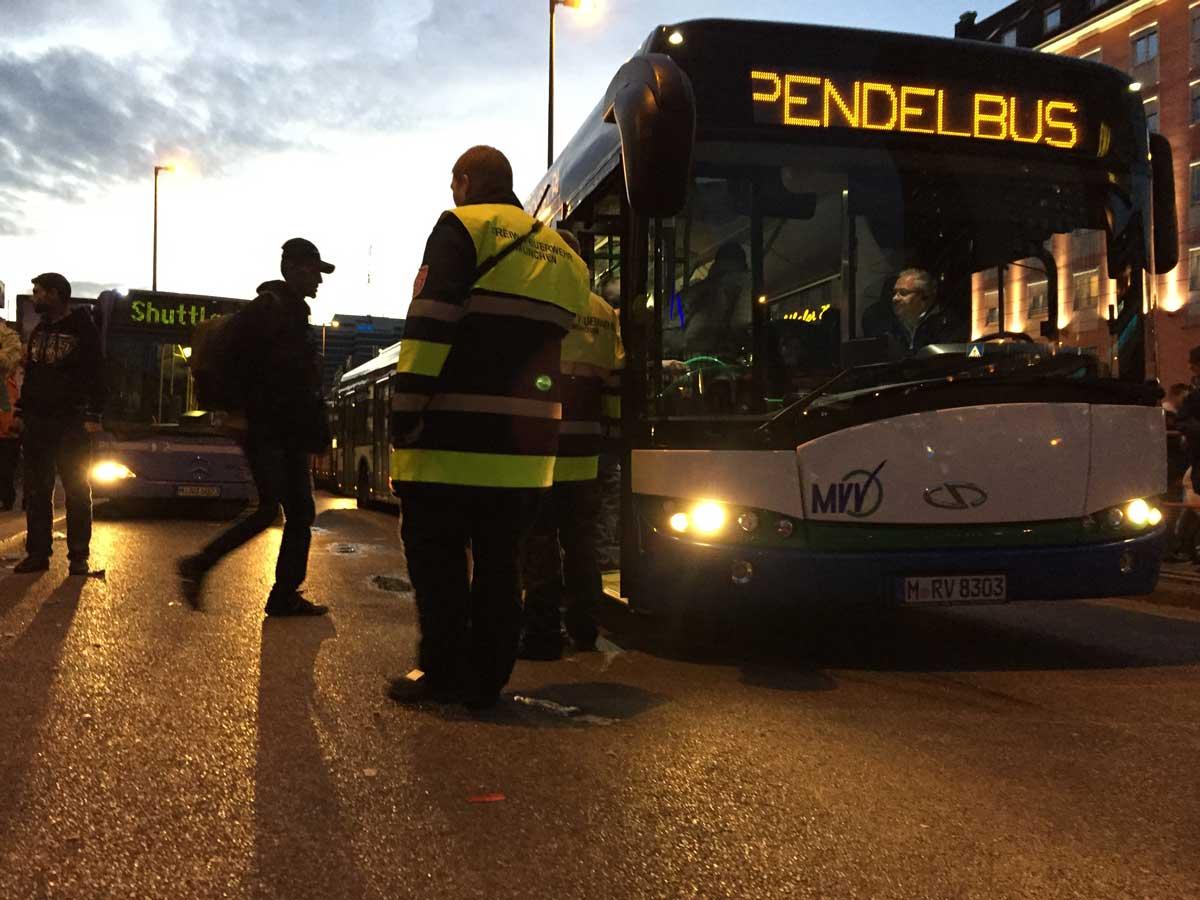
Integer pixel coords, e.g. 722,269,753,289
691,501,726,535
669,512,690,533
92,461,136,483
1125,498,1162,528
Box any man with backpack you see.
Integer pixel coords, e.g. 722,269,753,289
177,238,333,615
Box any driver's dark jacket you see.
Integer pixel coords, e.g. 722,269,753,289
862,301,968,352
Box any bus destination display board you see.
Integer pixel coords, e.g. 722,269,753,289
750,70,1084,151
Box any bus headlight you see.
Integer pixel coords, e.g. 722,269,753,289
737,511,759,533
669,512,690,533
691,501,726,535
1124,498,1162,528
92,461,136,483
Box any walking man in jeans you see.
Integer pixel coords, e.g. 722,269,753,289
12,273,105,575
177,238,334,616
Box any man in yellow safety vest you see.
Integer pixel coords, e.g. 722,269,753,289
388,146,591,710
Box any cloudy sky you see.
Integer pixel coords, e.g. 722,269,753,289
0,0,978,324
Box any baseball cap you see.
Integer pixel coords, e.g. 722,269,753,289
32,272,72,301
281,238,335,274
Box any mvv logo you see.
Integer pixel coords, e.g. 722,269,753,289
811,460,887,518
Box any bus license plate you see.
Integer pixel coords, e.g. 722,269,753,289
901,575,1006,603
176,485,220,498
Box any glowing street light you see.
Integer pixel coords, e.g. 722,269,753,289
548,0,597,168
152,163,174,292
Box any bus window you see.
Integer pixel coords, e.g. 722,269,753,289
104,336,197,426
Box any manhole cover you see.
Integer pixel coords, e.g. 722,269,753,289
370,574,412,593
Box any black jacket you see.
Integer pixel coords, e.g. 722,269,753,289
236,280,329,451
862,301,969,353
17,307,106,423
391,188,523,441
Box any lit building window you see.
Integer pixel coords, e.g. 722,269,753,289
1001,28,1018,48
1028,281,1049,316
1132,28,1158,67
1044,5,1061,33
984,289,999,326
1072,269,1100,311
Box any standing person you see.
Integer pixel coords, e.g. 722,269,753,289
12,273,105,575
177,238,334,616
388,145,591,709
1173,347,1200,562
520,229,624,659
1163,382,1192,561
0,321,22,511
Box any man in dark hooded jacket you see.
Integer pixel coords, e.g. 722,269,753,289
177,238,333,615
12,273,105,575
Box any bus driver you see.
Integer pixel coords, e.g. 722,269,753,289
862,267,967,353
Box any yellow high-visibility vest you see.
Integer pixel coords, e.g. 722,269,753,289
554,292,624,483
390,203,591,489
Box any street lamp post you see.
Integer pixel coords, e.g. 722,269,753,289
152,164,173,292
548,0,593,168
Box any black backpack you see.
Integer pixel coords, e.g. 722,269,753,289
190,311,245,411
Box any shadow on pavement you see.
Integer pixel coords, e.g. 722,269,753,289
250,616,369,897
0,579,86,862
598,597,1200,682
0,570,49,615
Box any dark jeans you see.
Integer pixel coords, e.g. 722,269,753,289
0,437,19,509
23,417,92,561
399,484,542,701
522,479,602,645
195,432,315,597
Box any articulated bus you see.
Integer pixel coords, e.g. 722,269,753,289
18,289,254,507
529,18,1179,612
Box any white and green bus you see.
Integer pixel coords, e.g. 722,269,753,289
530,18,1178,612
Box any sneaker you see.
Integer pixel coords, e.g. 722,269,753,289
12,556,49,574
68,559,90,576
264,591,328,617
176,555,208,609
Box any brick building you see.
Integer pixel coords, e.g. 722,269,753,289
956,0,1199,384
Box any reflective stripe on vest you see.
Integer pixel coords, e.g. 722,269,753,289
391,203,591,489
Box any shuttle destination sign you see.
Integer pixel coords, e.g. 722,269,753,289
750,70,1082,150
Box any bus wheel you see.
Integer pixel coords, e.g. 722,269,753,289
356,466,370,508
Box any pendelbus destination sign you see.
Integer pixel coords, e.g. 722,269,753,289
750,69,1084,151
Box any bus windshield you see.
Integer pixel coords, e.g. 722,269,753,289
654,141,1138,418
103,335,198,428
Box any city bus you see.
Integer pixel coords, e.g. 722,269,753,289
330,340,401,507
529,18,1178,612
18,289,254,507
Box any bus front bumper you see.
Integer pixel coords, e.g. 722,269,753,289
93,480,255,502
636,528,1166,610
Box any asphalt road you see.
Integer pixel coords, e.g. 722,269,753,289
1,494,1198,899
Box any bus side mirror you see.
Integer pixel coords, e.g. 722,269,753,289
1149,132,1178,274
603,53,696,218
